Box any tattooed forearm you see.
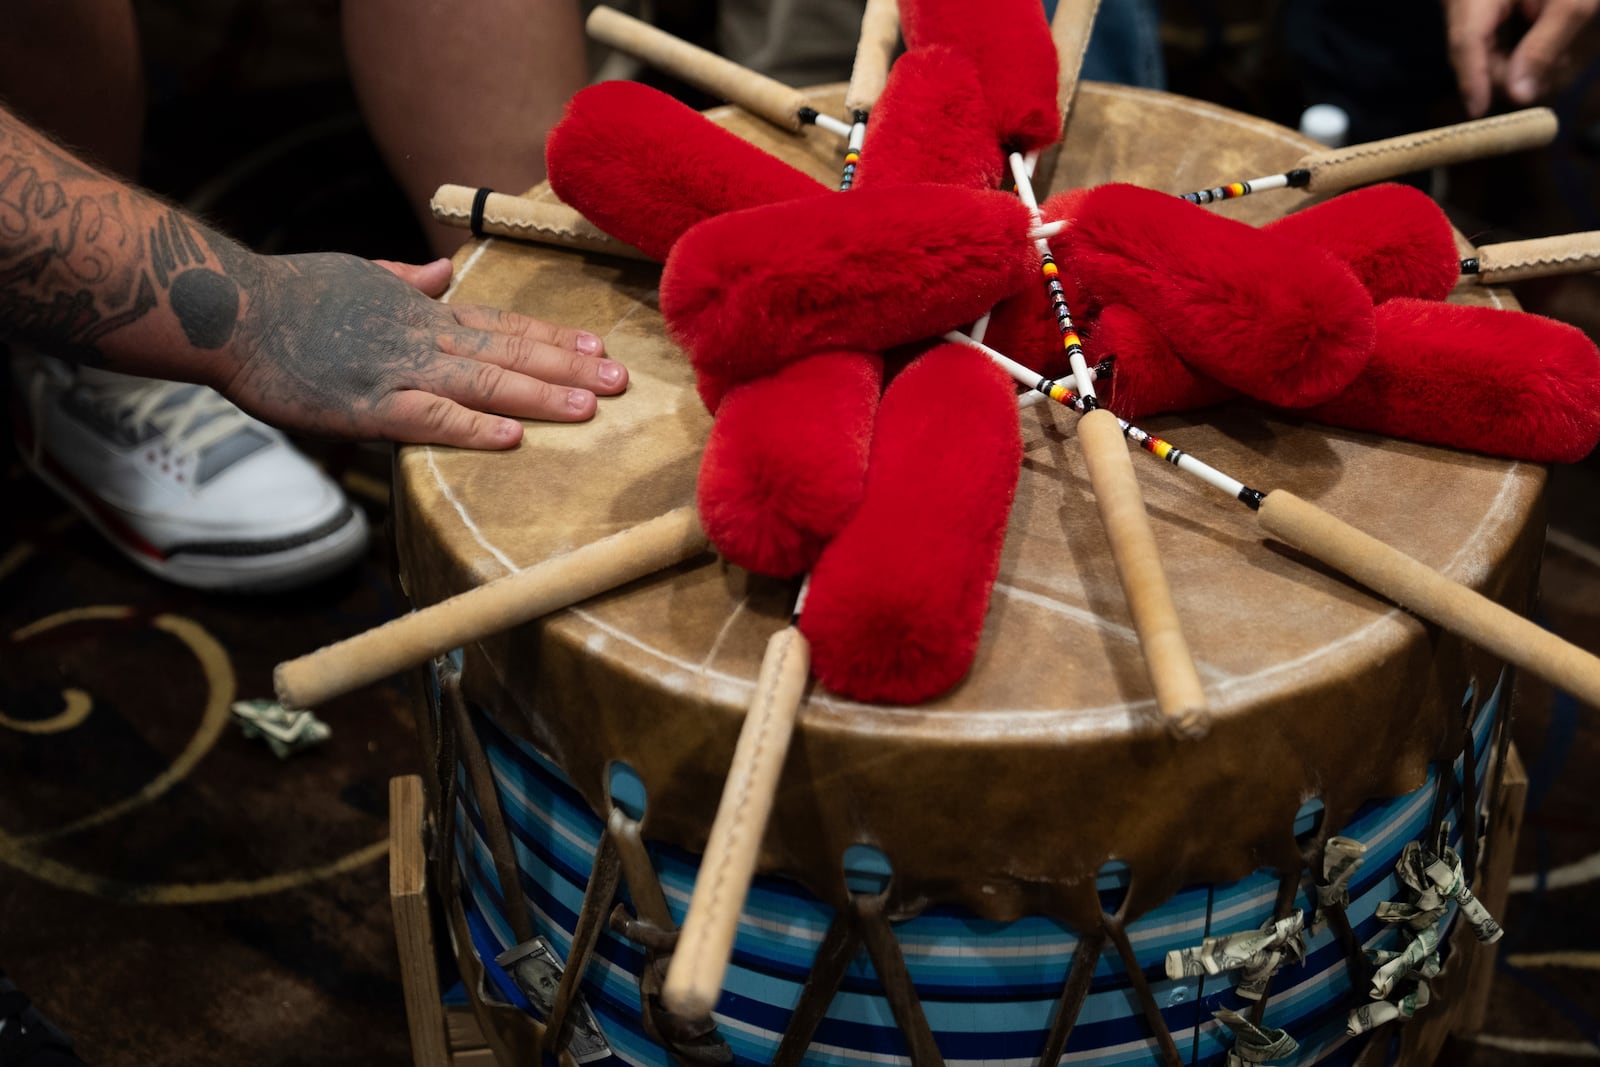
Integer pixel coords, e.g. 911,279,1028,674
150,209,241,350
0,105,251,363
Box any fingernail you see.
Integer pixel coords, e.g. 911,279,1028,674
598,360,623,386
496,418,522,444
576,332,602,355
1510,74,1538,101
567,388,592,411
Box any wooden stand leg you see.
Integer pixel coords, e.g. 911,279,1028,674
390,774,453,1067
1459,743,1529,1034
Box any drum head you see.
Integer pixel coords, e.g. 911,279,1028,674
396,84,1544,925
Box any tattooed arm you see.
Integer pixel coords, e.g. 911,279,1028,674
0,102,626,449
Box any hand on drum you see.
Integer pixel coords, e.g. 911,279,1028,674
216,251,628,450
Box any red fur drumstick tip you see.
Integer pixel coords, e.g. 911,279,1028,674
1266,184,1462,304
984,278,1235,418
1305,298,1600,463
802,343,1022,703
661,184,1038,384
546,80,825,262
899,0,1061,152
1044,183,1378,409
854,47,1006,190
697,351,884,577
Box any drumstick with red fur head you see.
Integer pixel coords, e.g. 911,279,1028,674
987,189,1600,460
660,184,1039,384
880,3,1210,723
1028,183,1379,410
1263,183,1462,304
801,342,1023,702
546,79,827,262
899,0,1061,153
1266,182,1600,297
1304,298,1600,462
974,355,1600,711
910,0,1211,728
694,43,1009,576
664,38,1026,1022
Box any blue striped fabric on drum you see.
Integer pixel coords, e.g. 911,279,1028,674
447,672,1503,1066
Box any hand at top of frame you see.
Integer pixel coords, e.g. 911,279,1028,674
1445,0,1600,116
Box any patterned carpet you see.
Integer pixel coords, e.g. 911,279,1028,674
4,6,1600,1066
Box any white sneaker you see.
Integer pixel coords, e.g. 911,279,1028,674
9,350,369,592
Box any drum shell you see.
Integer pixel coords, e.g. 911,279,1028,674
397,83,1545,1065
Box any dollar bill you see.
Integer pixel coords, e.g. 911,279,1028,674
1215,1008,1298,1065
497,936,612,1063
1453,883,1505,943
230,699,330,758
1419,847,1505,943
1375,900,1446,931
1347,981,1430,1036
1313,836,1367,931
1370,924,1441,1000
1166,912,1305,984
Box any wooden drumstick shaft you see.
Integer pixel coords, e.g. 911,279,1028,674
1006,154,1209,728
663,622,811,1018
1050,0,1103,128
1467,231,1600,285
1181,108,1558,204
1257,490,1600,709
274,507,708,710
845,0,900,114
1077,409,1209,736
1298,108,1556,194
1032,0,1104,195
586,6,810,132
429,185,651,260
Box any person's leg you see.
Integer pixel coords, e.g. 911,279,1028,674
0,0,145,178
342,0,590,259
1,9,369,593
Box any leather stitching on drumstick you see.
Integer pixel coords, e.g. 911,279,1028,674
695,627,797,921
1308,110,1550,168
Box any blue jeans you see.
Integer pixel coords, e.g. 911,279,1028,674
1044,0,1166,90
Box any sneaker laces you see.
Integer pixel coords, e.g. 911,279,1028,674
79,376,257,459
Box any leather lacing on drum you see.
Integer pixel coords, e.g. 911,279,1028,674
606,808,733,1064
428,658,1512,1066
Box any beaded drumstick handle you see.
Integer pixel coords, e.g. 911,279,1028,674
586,5,860,144
272,507,708,710
1006,153,1211,731
955,331,1600,710
839,0,900,190
1178,107,1557,203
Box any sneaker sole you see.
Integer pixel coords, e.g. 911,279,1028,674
19,437,372,593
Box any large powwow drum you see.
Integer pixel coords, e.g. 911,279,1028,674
396,85,1537,1066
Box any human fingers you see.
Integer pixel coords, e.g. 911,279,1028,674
439,316,627,397
1446,0,1510,116
448,300,608,362
374,257,454,297
1506,0,1599,101
411,350,606,426
374,390,526,450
